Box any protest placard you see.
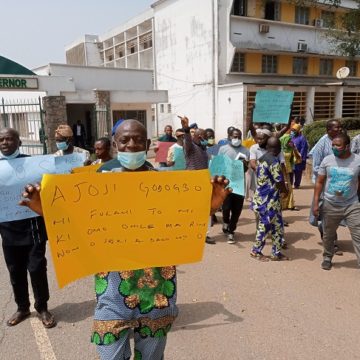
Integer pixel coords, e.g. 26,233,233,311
253,89,294,124
0,155,55,222
209,155,245,196
155,142,174,163
72,163,101,173
40,169,212,288
54,153,86,173
172,146,186,170
0,153,87,222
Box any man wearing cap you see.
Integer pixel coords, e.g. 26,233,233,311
54,124,90,159
290,123,308,189
19,119,231,360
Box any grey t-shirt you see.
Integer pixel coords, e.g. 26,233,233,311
218,144,250,161
319,153,360,206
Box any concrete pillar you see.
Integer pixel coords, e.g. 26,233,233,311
306,86,315,123
335,86,344,118
94,90,111,138
42,96,67,153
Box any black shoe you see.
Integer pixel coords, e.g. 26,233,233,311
321,259,332,270
222,223,229,234
205,236,216,245
283,221,289,227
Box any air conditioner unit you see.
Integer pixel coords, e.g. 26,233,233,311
259,23,270,33
313,18,324,27
297,42,308,52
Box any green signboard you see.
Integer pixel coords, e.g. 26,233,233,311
0,77,38,89
253,90,294,124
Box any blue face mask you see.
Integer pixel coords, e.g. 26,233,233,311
56,141,69,151
200,139,208,146
117,151,147,170
1,148,20,160
290,131,296,138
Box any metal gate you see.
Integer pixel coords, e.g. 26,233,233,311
0,96,47,155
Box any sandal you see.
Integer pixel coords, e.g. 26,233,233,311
7,310,31,326
270,253,289,261
38,310,57,329
250,251,269,262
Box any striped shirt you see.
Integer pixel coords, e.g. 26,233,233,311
183,132,209,170
309,134,333,181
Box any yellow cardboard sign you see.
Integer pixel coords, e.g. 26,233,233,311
41,170,212,288
72,163,101,173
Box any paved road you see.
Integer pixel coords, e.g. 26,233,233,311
1,182,360,359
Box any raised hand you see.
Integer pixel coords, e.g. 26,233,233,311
178,115,189,129
19,183,43,216
210,176,232,215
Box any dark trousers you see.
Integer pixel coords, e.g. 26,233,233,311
222,193,245,234
74,135,85,148
290,168,303,188
2,241,49,312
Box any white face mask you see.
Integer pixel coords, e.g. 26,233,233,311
117,150,147,170
231,138,241,147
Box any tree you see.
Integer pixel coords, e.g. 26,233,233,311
326,1,360,57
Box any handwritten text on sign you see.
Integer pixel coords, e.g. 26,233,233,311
253,90,294,124
40,170,212,288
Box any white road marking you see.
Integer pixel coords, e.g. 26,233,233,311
29,292,57,360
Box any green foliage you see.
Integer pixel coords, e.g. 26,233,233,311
303,118,360,149
325,1,360,57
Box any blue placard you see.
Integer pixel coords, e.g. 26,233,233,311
54,153,86,174
0,153,87,222
172,147,186,170
209,155,245,196
253,90,294,124
0,155,55,222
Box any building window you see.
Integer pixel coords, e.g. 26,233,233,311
264,1,281,21
321,10,335,28
167,104,172,113
108,55,113,61
319,58,333,76
262,55,277,73
293,57,308,75
232,0,247,16
231,53,245,72
295,6,310,25
345,60,357,76
160,104,164,113
130,46,136,54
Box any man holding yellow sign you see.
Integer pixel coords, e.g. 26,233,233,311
20,120,231,360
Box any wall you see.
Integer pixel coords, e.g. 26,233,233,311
217,84,245,140
153,0,215,133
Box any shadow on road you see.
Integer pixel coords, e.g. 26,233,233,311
333,259,359,269
172,301,243,331
52,299,96,323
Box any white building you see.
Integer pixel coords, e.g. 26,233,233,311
66,0,360,140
